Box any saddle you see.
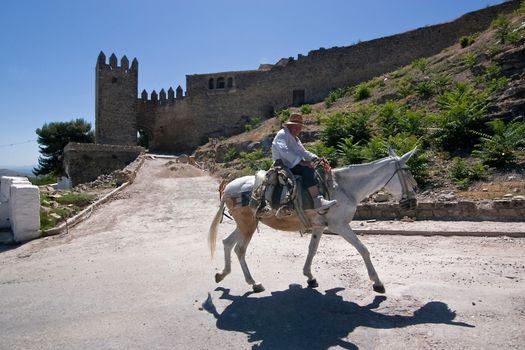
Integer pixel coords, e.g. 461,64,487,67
250,159,332,229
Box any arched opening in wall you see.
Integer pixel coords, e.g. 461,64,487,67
292,89,305,107
137,129,151,149
216,77,225,89
227,77,233,88
208,78,214,89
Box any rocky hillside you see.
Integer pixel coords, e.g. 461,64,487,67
194,5,525,202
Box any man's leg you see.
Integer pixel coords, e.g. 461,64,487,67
292,164,337,213
308,185,337,212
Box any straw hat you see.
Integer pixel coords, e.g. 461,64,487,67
284,113,304,126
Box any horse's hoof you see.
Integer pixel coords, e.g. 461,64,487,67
373,284,385,294
215,273,224,283
252,283,265,293
307,279,319,288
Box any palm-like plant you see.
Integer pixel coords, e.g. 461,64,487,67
337,137,365,166
472,118,525,168
433,83,488,151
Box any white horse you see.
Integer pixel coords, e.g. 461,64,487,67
208,147,418,293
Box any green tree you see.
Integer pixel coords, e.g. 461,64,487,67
34,118,94,176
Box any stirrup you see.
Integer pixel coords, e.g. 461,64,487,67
275,205,293,218
256,204,273,219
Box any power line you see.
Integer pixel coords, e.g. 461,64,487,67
0,140,36,148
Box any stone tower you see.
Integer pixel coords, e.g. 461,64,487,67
95,51,138,145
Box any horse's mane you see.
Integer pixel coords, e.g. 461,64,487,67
332,156,394,176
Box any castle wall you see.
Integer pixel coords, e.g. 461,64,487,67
63,143,144,186
98,1,519,153
95,53,138,146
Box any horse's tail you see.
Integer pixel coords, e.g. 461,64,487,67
208,198,225,259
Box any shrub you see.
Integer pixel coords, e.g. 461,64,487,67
486,44,502,57
299,104,312,114
411,57,428,73
448,157,487,189
514,0,525,15
223,147,238,162
324,87,351,107
239,149,272,171
244,116,261,131
463,52,477,68
482,62,510,93
472,118,525,168
433,83,488,151
336,137,365,165
396,77,413,98
415,80,434,99
321,112,350,147
306,142,337,167
377,101,426,138
352,83,371,101
459,35,475,48
276,108,290,123
506,31,522,46
361,136,389,161
320,108,373,148
314,113,325,125
491,15,511,44
367,77,385,89
431,73,451,94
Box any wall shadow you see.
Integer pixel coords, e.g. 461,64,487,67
0,242,20,253
203,284,473,350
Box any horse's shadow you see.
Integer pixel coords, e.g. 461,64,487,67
203,284,473,350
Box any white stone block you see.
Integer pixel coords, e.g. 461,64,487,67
9,184,40,242
0,201,9,228
1,176,30,202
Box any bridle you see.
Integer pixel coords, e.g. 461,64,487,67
384,159,417,210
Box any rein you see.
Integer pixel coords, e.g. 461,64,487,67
383,159,417,209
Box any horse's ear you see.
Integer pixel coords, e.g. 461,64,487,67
400,147,418,162
387,146,398,158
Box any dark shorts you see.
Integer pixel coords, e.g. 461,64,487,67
290,164,316,188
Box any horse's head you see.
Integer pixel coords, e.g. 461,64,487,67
383,147,418,210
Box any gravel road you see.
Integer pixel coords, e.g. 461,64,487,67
0,158,524,349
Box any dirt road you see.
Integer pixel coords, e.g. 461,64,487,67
1,158,524,349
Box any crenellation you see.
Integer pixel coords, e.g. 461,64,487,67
121,55,129,70
150,90,158,102
97,51,106,67
176,85,183,99
130,58,138,71
94,0,519,154
109,53,118,68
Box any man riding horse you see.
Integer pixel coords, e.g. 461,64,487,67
270,113,337,213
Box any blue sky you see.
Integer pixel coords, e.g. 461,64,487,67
0,0,504,168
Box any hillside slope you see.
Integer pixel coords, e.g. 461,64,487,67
194,5,525,201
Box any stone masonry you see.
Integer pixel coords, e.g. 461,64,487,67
95,1,520,153
355,197,525,222
63,143,144,186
